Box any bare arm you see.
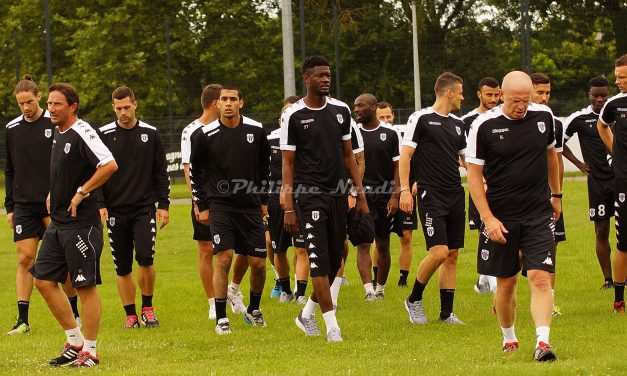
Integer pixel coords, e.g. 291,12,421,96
68,160,118,217
354,151,365,179
343,140,368,213
281,150,298,233
468,163,508,244
562,144,589,175
547,147,562,221
598,120,613,153
399,146,415,214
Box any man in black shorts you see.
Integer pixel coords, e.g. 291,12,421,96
97,86,170,328
563,76,613,289
181,83,222,319
31,83,118,367
282,55,369,342
461,77,500,294
467,71,561,361
598,54,627,313
355,93,401,300
190,85,270,334
400,72,467,326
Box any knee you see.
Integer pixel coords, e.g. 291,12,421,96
215,252,232,269
429,248,448,264
529,272,552,291
34,278,53,293
445,251,458,264
497,278,517,295
17,252,35,269
248,258,265,273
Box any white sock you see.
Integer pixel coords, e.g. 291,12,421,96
208,298,215,307
83,339,97,357
501,326,517,345
322,310,340,334
375,284,385,294
229,283,240,293
487,276,497,290
65,327,84,347
478,274,489,284
536,326,550,347
302,297,319,318
330,277,342,305
272,265,279,280
364,282,375,294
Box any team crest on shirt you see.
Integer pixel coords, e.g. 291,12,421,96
15,225,22,234
590,208,596,217
213,234,221,244
336,114,344,124
426,226,434,237
45,129,52,138
247,134,254,143
455,126,461,135
481,249,489,261
312,211,320,221
380,133,387,141
64,143,71,154
141,134,148,143
620,193,625,203
109,217,115,227
537,121,546,133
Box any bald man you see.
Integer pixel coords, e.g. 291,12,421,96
466,71,561,361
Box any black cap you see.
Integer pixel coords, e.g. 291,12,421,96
347,207,375,246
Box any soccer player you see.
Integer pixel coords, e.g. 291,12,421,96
30,83,118,367
461,77,500,295
97,86,170,328
598,54,627,313
282,55,369,342
467,71,561,361
530,72,565,316
181,83,222,319
355,93,401,300
190,85,270,334
5,75,80,335
562,77,613,289
400,72,467,325
376,101,416,287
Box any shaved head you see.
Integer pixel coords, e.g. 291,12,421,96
500,71,533,119
354,93,378,126
501,71,533,94
356,93,377,106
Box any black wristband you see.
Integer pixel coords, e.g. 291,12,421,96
551,193,562,199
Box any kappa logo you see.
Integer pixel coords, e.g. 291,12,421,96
15,225,22,234
308,243,316,249
621,193,626,203
542,257,553,266
537,121,546,133
336,114,344,124
481,249,489,261
271,241,276,250
247,133,254,143
380,133,387,141
141,134,148,142
45,129,52,138
310,262,318,269
75,274,86,283
306,223,313,229
109,217,115,227
590,208,596,217
213,234,221,244
309,252,318,259
312,211,320,221
64,143,71,154
307,233,314,239
426,226,434,237
455,126,461,135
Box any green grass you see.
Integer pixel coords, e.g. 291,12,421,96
0,180,625,375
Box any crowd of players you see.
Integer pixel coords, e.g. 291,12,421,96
4,53,627,367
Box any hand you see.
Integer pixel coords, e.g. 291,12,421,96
550,197,562,222
157,209,169,229
7,212,14,229
283,210,299,235
387,195,399,217
355,194,369,214
399,190,414,214
99,208,109,221
198,209,210,226
578,162,590,176
483,215,508,244
261,204,268,219
193,204,200,218
411,182,418,196
347,195,356,209
67,191,88,218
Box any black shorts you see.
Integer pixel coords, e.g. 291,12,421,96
296,194,347,278
191,206,212,241
366,193,403,239
588,177,614,222
614,178,627,252
12,204,48,242
267,195,305,253
210,210,266,258
468,195,481,230
477,215,556,278
396,196,418,230
554,212,566,243
417,187,465,250
106,207,157,276
30,222,103,288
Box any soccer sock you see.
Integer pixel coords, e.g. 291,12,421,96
65,327,84,348
364,282,375,294
248,292,262,313
229,282,241,293
322,310,340,334
478,274,489,285
68,296,80,318
295,280,308,297
124,304,137,317
375,284,385,294
302,297,319,318
215,298,228,321
535,326,550,347
83,339,97,357
501,325,518,345
279,277,292,294
615,281,625,302
330,277,342,306
487,276,497,290
439,289,455,320
17,300,29,324
408,279,427,303
373,267,378,282
208,297,215,308
399,270,409,284
141,294,153,309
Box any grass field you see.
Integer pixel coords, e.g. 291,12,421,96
0,179,625,375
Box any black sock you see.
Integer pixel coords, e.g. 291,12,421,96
248,292,262,313
373,267,379,281
615,281,625,302
279,277,292,294
215,298,227,321
439,289,455,320
142,294,153,308
605,277,614,284
274,278,281,288
399,270,409,284
68,295,80,318
295,280,307,297
408,280,427,303
124,304,137,317
17,300,29,324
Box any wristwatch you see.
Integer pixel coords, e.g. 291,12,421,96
77,186,89,197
